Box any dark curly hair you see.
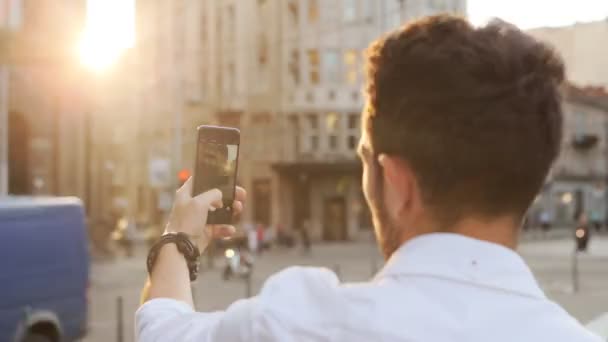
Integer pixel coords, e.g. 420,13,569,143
364,15,565,227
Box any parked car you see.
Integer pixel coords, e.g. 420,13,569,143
0,197,89,342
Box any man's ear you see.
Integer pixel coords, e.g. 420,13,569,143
378,154,411,215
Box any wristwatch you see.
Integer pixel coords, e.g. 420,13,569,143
147,232,201,282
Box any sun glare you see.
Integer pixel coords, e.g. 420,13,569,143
78,0,134,71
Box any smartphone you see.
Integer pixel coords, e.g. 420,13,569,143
192,125,240,225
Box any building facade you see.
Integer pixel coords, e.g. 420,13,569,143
530,85,608,226
4,0,87,198
529,20,608,88
134,0,467,240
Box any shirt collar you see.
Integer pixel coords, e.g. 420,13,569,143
374,233,546,299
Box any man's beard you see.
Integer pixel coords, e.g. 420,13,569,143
369,162,403,260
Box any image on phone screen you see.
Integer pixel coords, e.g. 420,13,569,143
193,141,239,206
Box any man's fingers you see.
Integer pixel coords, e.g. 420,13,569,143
176,177,193,197
232,200,243,215
193,188,222,208
210,225,236,238
235,186,246,202
210,198,223,210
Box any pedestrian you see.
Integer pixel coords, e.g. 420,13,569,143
256,224,265,253
244,221,257,253
590,210,602,232
299,219,311,254
136,16,601,341
575,212,591,252
540,209,551,236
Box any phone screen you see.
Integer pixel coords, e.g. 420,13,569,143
193,141,239,205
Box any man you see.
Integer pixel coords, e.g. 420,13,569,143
136,16,602,341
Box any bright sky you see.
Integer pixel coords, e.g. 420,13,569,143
468,0,608,29
77,0,608,70
79,0,134,71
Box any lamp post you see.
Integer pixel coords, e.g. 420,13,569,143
0,65,8,196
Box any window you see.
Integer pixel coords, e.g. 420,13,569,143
328,90,336,100
329,135,338,149
308,0,319,23
289,49,300,85
308,114,319,129
348,135,358,149
228,62,235,94
311,135,319,150
323,50,341,83
306,91,314,103
288,0,299,25
227,5,235,40
348,114,359,129
289,116,300,154
258,34,269,66
326,112,339,133
308,49,320,84
344,49,358,85
361,0,374,18
343,0,357,21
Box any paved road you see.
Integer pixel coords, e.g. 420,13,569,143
84,236,608,342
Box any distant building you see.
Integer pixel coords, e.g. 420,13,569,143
134,0,216,224
5,0,87,198
529,20,608,88
135,0,467,240
530,84,608,226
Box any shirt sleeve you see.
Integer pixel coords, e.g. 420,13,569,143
135,266,341,342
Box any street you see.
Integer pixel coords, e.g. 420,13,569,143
85,236,608,342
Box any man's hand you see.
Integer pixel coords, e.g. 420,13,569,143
165,177,246,250
141,178,246,305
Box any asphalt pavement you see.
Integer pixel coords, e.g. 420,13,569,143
84,235,608,342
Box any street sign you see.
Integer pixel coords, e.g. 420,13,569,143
149,158,171,188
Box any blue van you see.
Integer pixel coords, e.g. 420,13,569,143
0,197,89,341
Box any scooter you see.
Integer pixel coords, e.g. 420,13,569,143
111,217,135,257
575,226,590,252
222,248,253,280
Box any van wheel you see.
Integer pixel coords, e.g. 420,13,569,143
21,333,53,342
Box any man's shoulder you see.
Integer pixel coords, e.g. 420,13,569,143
255,267,355,323
259,266,341,300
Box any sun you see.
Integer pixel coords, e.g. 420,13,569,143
78,31,125,71
78,0,134,71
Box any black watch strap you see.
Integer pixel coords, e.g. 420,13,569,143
147,232,201,281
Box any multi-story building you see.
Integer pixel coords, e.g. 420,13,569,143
4,0,87,198
530,84,608,225
131,2,608,234
135,0,467,239
133,0,213,224
529,20,608,88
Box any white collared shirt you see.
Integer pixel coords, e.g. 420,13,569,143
136,233,602,341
